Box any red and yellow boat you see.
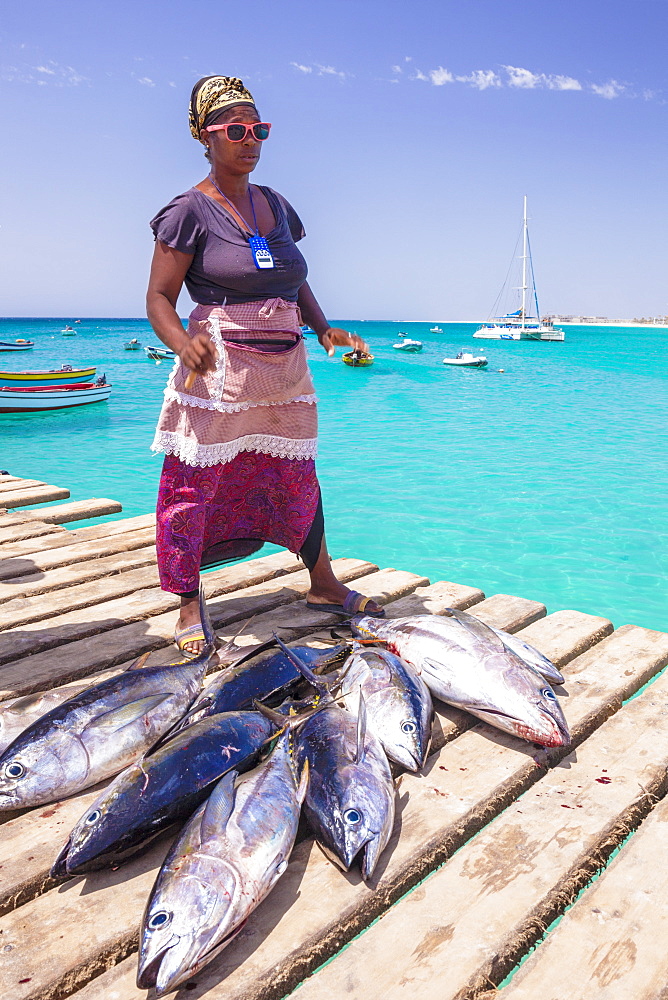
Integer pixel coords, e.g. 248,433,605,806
0,365,96,388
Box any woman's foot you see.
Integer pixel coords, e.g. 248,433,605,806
306,582,385,617
175,594,205,656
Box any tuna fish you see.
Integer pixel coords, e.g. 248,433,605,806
337,644,433,771
0,588,218,811
137,730,307,996
294,697,395,880
51,710,275,876
352,613,570,748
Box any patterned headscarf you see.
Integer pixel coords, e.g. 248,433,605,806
189,76,256,140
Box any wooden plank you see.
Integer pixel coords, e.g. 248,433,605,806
0,565,161,631
287,654,668,1000
0,567,425,920
0,558,379,699
0,475,23,483
0,527,156,582
0,479,48,493
0,485,70,509
0,557,383,664
497,799,668,1000
0,514,155,559
0,546,157,601
0,521,66,546
26,499,123,525
0,606,627,1000
468,592,546,632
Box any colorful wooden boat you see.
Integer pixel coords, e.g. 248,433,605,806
0,366,96,387
0,340,34,352
124,339,142,351
144,345,176,360
0,381,112,412
343,351,374,367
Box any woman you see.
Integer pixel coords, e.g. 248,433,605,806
147,75,385,655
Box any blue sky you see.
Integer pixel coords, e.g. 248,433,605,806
1,0,666,320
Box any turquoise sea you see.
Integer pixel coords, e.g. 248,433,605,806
1,318,666,632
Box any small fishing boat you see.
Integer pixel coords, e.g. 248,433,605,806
430,326,443,333
300,325,315,335
343,350,374,368
144,345,176,361
0,340,34,352
442,352,488,368
61,326,76,336
0,365,96,387
0,378,111,412
393,336,423,352
124,339,142,351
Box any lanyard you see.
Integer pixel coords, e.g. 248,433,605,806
208,175,274,270
208,174,258,234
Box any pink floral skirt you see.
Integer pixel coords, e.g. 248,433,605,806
156,450,321,595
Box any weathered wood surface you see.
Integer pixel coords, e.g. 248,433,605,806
0,479,49,494
497,796,668,1000
290,637,668,1000
0,521,66,545
0,546,157,601
0,606,630,1000
0,558,381,665
0,498,123,527
0,514,155,559
0,527,156,581
0,485,70,508
0,475,23,483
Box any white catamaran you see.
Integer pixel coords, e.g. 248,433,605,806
474,197,564,342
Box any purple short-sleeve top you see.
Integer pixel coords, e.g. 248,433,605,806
150,185,308,305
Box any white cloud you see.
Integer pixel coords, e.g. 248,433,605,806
547,74,582,91
504,65,542,89
456,69,501,90
413,69,429,82
316,64,346,79
35,65,56,75
429,66,454,86
591,79,625,99
137,76,155,87
391,64,403,74
290,62,312,74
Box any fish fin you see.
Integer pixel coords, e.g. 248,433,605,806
354,688,367,764
445,608,506,651
124,651,152,672
272,633,328,694
200,770,238,841
254,700,288,726
6,692,50,713
296,757,310,805
83,693,172,733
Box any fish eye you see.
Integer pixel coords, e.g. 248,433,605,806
148,910,172,930
542,688,557,701
343,808,362,824
401,721,417,734
5,761,24,779
85,809,101,825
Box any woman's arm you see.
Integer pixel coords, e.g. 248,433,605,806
146,241,217,373
297,281,369,356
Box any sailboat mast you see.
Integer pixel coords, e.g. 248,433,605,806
521,195,528,330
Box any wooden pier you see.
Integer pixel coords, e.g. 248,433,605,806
1,477,667,1000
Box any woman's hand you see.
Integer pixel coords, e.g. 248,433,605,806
318,327,369,357
179,332,218,374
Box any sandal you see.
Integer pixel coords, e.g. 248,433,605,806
174,623,206,657
305,590,386,618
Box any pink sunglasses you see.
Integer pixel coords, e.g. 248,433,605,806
204,122,272,142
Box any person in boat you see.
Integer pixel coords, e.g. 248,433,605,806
147,75,384,655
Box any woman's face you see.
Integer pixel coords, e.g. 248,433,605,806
203,105,264,177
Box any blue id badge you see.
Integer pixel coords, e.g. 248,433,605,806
249,235,275,270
